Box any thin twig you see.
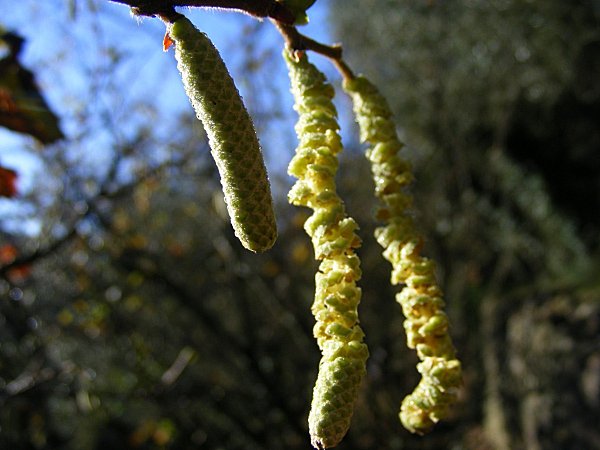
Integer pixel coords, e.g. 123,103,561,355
271,20,356,81
271,21,341,59
0,160,178,279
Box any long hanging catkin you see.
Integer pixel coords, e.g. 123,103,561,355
167,16,277,252
284,49,369,449
343,76,461,434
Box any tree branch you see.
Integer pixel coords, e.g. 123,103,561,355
108,0,296,24
109,0,357,79
0,227,79,279
0,160,179,280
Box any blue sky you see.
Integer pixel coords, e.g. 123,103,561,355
0,0,336,160
1,0,345,236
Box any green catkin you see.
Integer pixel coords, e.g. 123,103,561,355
168,17,277,252
343,76,462,434
284,50,369,449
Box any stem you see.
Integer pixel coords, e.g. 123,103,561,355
272,20,356,81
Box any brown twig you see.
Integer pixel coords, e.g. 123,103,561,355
271,20,355,81
108,0,296,24
332,58,355,82
271,21,341,59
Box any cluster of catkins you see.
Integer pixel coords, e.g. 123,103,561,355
165,13,461,450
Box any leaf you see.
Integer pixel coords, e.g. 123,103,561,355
0,31,64,144
0,165,18,197
277,0,317,25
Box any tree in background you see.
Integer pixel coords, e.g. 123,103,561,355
1,1,599,449
332,1,600,449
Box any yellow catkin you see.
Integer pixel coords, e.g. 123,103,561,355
343,75,461,434
284,50,369,449
168,17,277,252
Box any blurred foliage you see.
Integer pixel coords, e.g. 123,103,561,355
331,1,600,449
331,0,600,246
1,1,599,449
0,30,65,145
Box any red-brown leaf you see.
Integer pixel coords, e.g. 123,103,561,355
0,165,18,197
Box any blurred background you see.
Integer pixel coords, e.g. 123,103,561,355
1,0,599,449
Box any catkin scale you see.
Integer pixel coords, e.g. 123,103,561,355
284,50,368,449
168,17,276,252
343,76,462,434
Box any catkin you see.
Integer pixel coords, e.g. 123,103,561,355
284,50,369,449
168,17,277,252
343,75,461,434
